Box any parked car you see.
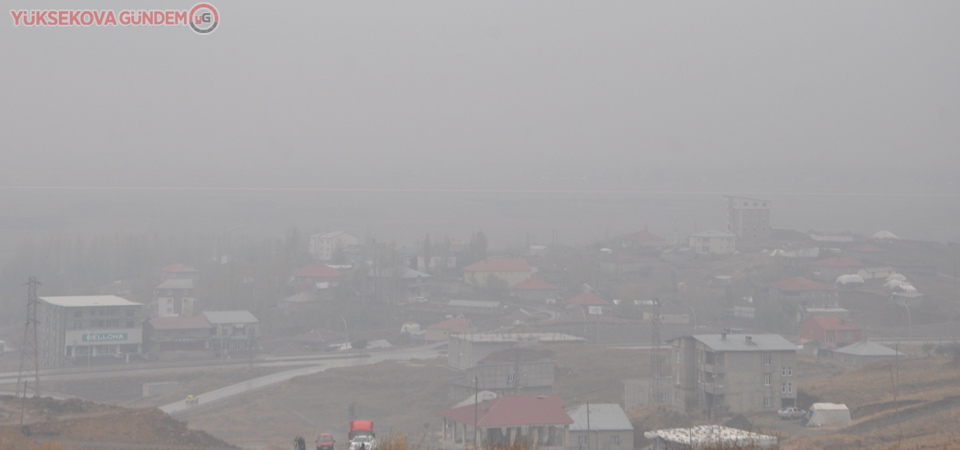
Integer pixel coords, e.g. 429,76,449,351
316,433,335,450
185,395,199,405
778,406,806,420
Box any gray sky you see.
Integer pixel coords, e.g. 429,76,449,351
2,1,959,192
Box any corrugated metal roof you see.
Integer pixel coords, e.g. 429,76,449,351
40,295,142,307
155,278,194,290
568,404,633,431
690,334,796,352
203,310,259,324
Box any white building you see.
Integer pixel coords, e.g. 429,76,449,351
688,231,737,255
37,295,144,368
308,231,359,261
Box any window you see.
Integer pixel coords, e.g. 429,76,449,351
786,366,793,377
782,383,787,394
788,382,793,393
92,320,104,328
578,436,588,445
107,319,120,328
74,310,82,318
675,350,680,364
507,374,515,383
127,310,135,317
610,435,620,445
762,353,772,365
126,320,135,328
763,374,771,386
74,322,82,330
763,397,771,408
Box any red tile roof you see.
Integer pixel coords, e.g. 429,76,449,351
511,277,556,290
464,258,531,273
807,316,861,331
766,277,836,292
439,395,572,427
623,230,664,242
850,244,885,253
149,315,212,330
161,263,197,273
427,318,470,332
568,292,610,306
294,263,342,278
811,257,863,267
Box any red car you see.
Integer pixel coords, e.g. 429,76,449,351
316,433,335,450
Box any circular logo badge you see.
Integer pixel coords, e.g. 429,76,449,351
189,3,218,34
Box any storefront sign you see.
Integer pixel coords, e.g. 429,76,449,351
83,333,128,342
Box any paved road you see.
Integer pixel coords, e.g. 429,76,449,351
160,344,444,415
0,351,381,386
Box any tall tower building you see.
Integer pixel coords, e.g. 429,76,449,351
726,196,771,240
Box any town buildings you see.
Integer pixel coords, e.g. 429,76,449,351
670,333,797,416
37,295,144,368
203,310,260,354
510,277,558,302
567,403,634,450
144,315,214,354
726,196,771,240
154,278,198,318
688,231,737,255
439,395,572,448
463,258,533,288
799,316,862,347
308,231,359,261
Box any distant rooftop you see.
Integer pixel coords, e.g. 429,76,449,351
450,332,584,343
511,277,556,290
681,334,796,352
766,277,836,292
40,295,142,308
833,341,904,357
161,263,197,273
568,404,633,431
156,278,194,290
448,300,501,309
203,310,258,324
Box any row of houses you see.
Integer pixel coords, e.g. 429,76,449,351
36,294,259,368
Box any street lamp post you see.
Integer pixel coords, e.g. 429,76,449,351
342,316,349,348
688,306,698,330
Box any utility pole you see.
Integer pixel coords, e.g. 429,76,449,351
473,376,479,448
650,298,662,405
17,277,42,427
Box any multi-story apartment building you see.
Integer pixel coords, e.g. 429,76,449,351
37,295,144,368
669,333,797,417
726,196,771,240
